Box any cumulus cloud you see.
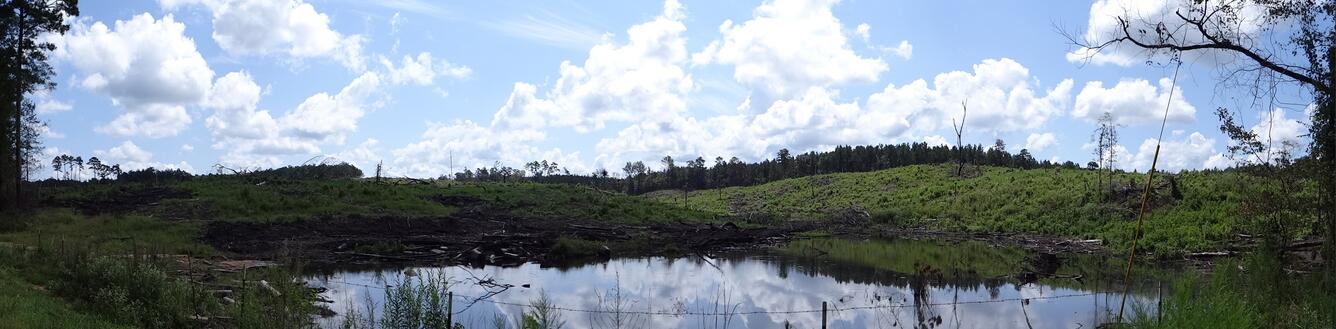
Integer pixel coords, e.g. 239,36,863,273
330,139,381,175
199,72,383,168
53,13,212,138
490,0,692,133
391,120,587,177
164,0,367,71
378,52,471,86
205,71,279,141
1067,0,1265,66
693,0,886,99
864,58,1072,136
1025,133,1058,152
1127,132,1225,171
591,58,1071,169
1249,108,1307,151
282,72,383,144
95,140,195,172
1073,78,1195,125
31,91,73,114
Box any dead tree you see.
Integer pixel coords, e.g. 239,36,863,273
1066,0,1336,296
951,100,968,176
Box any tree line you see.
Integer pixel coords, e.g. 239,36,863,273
615,141,1056,194
435,140,1064,193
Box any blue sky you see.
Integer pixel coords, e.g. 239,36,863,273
35,0,1313,178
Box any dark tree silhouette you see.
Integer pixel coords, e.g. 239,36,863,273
1,0,79,209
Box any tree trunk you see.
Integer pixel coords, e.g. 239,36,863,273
11,7,23,209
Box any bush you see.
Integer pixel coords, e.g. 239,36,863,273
246,163,363,180
116,168,193,184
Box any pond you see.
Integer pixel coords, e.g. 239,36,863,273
307,238,1175,329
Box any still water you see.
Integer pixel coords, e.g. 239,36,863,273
308,239,1170,329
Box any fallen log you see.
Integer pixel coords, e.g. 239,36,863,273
1185,251,1237,258
258,280,282,296
1286,239,1324,250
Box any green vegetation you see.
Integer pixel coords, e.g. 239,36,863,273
653,164,1310,254
0,267,127,329
339,273,567,329
0,237,313,328
780,238,1031,277
1,172,712,328
1129,254,1333,329
39,176,712,224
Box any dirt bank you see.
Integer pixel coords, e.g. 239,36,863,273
203,215,816,268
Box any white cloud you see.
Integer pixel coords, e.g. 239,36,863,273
181,144,194,151
1068,0,1266,66
35,125,65,139
854,23,911,59
1229,108,1309,164
491,0,692,132
202,73,383,168
281,72,383,144
36,99,73,114
1025,133,1058,152
94,140,196,172
890,40,913,60
378,52,471,86
205,71,279,141
32,91,73,114
391,120,587,177
1127,132,1224,171
1073,78,1195,125
331,139,381,175
587,58,1072,170
53,13,212,138
693,0,886,99
95,104,193,138
166,0,367,71
1249,108,1307,151
866,58,1073,136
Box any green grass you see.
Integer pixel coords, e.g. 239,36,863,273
42,177,712,224
1129,254,1333,329
0,240,315,329
0,267,129,329
0,209,211,256
652,164,1301,254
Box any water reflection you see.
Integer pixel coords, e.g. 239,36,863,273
308,239,1167,329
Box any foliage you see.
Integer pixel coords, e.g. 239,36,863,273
548,237,604,260
0,266,128,329
235,162,365,180
116,167,194,184
1129,253,1333,329
652,164,1310,254
0,0,80,211
0,239,312,329
36,176,712,224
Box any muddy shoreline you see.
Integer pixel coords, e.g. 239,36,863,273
202,214,1114,271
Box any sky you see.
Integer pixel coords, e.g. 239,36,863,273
34,0,1315,178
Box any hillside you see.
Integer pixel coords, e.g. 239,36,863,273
648,164,1304,254
38,176,713,224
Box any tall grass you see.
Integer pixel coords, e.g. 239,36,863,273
338,273,571,329
1129,252,1333,329
0,238,314,329
656,164,1281,254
